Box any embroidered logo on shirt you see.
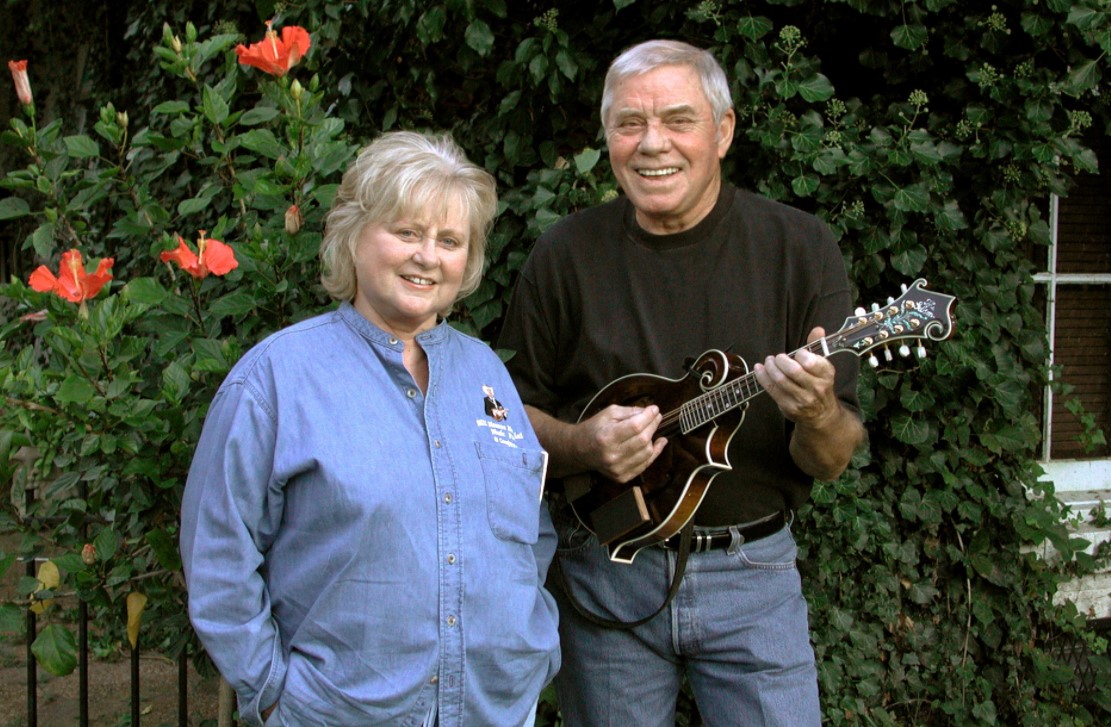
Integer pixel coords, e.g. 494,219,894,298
481,385,509,422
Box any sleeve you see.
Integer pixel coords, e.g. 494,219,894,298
178,380,287,727
809,224,861,416
497,249,564,416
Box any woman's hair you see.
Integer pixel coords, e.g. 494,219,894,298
600,40,734,128
320,130,498,306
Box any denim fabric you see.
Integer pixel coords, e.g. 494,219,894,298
181,302,559,727
552,518,820,727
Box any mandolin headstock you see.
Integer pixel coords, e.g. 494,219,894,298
828,279,957,366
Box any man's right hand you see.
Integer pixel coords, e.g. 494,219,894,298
525,403,667,482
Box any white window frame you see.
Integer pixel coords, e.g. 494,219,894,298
1034,194,1111,494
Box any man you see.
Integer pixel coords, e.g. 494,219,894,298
498,40,865,726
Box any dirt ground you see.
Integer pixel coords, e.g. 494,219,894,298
1,532,222,726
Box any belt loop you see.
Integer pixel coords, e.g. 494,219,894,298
726,524,742,555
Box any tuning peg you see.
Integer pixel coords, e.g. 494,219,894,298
916,345,927,358
855,307,866,316
871,303,880,312
887,296,895,305
868,354,879,367
884,346,893,362
899,344,910,357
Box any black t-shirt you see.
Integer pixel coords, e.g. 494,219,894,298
499,183,860,525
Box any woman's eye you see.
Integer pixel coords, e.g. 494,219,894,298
440,238,462,249
397,229,420,240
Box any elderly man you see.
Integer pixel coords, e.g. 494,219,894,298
498,40,864,726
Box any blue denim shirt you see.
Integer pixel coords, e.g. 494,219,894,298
180,302,560,727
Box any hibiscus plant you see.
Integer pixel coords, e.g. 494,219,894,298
0,21,356,675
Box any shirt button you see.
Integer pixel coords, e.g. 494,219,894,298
430,675,438,684
434,440,442,448
447,554,456,564
406,388,417,398
447,615,457,626
388,336,399,345
444,493,453,504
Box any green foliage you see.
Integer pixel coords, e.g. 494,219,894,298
1,0,1110,724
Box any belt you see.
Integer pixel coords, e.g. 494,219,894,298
658,510,787,552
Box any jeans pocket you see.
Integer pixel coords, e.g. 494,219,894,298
475,440,546,544
736,527,797,570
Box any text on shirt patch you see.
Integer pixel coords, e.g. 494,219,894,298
476,419,525,447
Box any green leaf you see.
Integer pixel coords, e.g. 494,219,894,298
239,129,284,159
208,291,259,319
63,135,100,159
151,100,190,115
798,74,835,102
0,603,23,634
464,19,495,56
55,375,96,404
573,147,601,175
123,277,169,306
93,528,121,562
891,24,928,50
146,528,182,571
737,16,774,41
32,624,78,676
240,106,281,126
162,360,191,403
0,196,31,219
1064,59,1101,96
791,175,820,197
202,84,230,125
893,184,930,212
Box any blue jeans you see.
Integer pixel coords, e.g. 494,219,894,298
551,520,821,727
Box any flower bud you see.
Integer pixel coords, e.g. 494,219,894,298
290,79,303,101
81,543,97,565
171,35,183,54
117,111,129,128
8,59,32,106
285,204,303,235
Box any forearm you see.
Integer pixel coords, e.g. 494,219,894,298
789,403,865,481
525,404,591,478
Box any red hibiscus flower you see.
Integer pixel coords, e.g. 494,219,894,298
160,232,238,279
235,22,311,77
28,249,113,303
8,59,32,106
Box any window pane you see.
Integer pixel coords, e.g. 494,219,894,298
1051,285,1111,459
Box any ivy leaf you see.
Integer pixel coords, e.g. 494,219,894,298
574,147,601,175
891,244,927,276
798,73,835,102
1064,59,1101,96
791,174,820,197
737,16,774,41
464,19,495,56
893,183,930,212
891,414,931,445
891,24,928,50
32,624,77,676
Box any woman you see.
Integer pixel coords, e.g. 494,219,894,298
180,131,560,727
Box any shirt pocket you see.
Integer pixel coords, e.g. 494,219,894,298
474,440,546,545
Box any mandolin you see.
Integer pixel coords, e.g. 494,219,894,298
564,278,957,564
